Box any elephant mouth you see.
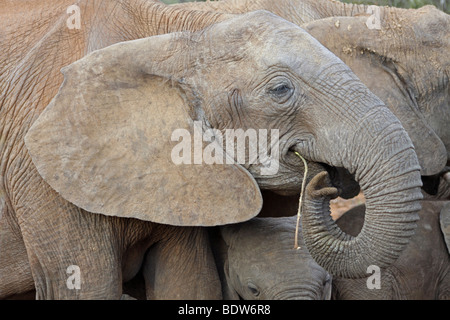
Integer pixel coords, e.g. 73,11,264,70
320,163,360,199
285,145,360,199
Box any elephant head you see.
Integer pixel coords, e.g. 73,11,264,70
24,11,423,278
218,216,332,300
302,6,450,178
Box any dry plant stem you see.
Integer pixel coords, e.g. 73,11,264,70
294,152,308,249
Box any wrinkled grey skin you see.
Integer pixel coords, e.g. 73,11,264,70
1,224,220,300
1,0,423,299
9,216,333,300
332,202,450,300
301,8,450,195
212,217,332,300
174,1,450,280
135,217,332,300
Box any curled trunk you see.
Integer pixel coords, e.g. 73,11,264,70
300,107,423,278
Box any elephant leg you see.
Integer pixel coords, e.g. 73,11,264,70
21,206,123,299
0,196,34,298
438,269,450,300
143,225,222,300
12,176,123,299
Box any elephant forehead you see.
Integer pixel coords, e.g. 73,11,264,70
196,11,341,75
204,10,303,49
266,32,343,68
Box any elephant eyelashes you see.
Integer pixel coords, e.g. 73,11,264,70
247,282,260,297
271,84,291,95
267,79,294,103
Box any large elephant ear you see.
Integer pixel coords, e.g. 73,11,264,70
440,202,450,255
24,34,262,226
302,16,447,176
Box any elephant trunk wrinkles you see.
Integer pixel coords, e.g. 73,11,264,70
301,95,423,278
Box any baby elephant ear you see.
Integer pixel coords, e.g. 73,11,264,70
25,35,262,226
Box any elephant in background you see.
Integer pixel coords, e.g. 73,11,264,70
1,0,424,299
174,0,450,193
331,201,450,299
301,8,449,196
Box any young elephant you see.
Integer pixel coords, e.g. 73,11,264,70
215,217,332,300
332,201,450,300
140,216,332,300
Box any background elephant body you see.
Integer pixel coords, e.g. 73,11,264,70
0,203,34,298
301,8,450,188
0,0,233,299
1,0,424,299
0,212,221,299
333,201,450,299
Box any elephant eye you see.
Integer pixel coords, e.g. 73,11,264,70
268,80,294,103
271,84,291,95
247,282,260,297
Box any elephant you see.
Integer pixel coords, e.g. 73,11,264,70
173,0,450,191
138,217,332,300
331,201,450,299
1,0,423,299
210,217,332,300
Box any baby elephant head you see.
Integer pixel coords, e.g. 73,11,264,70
218,217,331,300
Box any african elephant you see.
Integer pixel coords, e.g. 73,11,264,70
174,0,450,188
331,201,450,299
1,0,423,299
